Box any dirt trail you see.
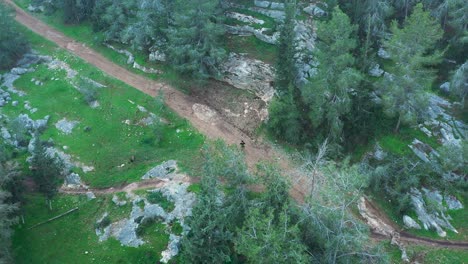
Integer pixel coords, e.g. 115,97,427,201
6,0,305,197
8,0,468,249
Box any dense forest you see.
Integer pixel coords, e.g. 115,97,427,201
0,0,467,263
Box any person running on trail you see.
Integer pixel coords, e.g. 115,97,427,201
240,140,246,149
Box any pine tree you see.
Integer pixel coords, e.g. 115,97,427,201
30,137,64,210
380,3,443,132
235,208,310,263
301,7,361,150
166,0,226,79
275,0,298,95
179,172,232,263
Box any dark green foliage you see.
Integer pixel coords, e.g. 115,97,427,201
267,86,305,145
380,3,444,132
146,191,174,212
301,7,362,152
30,137,64,207
0,2,30,70
275,0,298,94
166,0,226,78
235,208,311,263
179,172,232,263
94,215,111,229
62,0,95,24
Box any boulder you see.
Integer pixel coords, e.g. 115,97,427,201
142,160,177,180
55,118,79,135
254,0,270,8
378,48,391,59
225,11,265,25
403,215,421,229
112,195,127,206
64,173,84,188
10,67,31,75
86,191,96,200
444,195,463,210
439,82,450,93
303,4,326,16
369,64,384,77
219,53,275,102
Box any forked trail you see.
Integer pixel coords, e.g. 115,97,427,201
6,0,467,250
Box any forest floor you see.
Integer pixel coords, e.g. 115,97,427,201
6,0,468,253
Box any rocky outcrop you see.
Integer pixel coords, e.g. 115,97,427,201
225,25,279,44
219,53,275,102
403,215,421,229
294,19,317,85
142,160,177,180
410,188,458,237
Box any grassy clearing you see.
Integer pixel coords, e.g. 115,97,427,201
13,194,168,264
3,25,205,188
225,35,278,64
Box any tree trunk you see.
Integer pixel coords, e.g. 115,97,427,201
394,114,401,133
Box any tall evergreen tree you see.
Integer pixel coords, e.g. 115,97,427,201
30,137,63,210
301,7,361,151
379,3,443,132
275,0,298,94
179,170,232,263
166,0,226,79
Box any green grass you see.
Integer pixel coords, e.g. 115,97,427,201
225,35,278,64
13,194,168,264
3,25,205,188
147,191,175,212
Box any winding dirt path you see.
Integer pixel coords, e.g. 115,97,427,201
6,0,303,198
7,0,468,250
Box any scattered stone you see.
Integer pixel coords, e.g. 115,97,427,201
86,191,96,200
64,173,85,189
137,105,147,112
303,4,326,16
12,101,18,107
249,7,285,20
378,47,391,59
369,64,384,77
10,67,31,75
104,43,135,65
89,100,100,108
403,215,421,229
142,160,177,180
444,195,463,210
225,11,265,25
132,62,162,74
149,50,166,62
112,195,128,206
161,234,181,263
55,118,79,134
48,60,78,79
225,25,279,44
408,139,438,163
192,103,219,124
373,144,387,161
439,82,450,93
